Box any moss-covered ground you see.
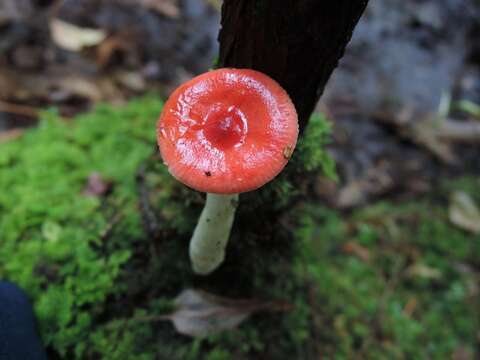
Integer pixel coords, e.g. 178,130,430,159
0,97,478,359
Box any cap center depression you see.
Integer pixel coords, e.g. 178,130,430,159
199,104,248,150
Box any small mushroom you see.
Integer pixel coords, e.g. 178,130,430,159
157,68,298,275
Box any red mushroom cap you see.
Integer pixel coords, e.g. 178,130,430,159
157,68,298,194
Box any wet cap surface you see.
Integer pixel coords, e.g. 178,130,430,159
157,68,299,194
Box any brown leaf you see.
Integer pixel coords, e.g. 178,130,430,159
449,191,480,234
95,36,130,68
114,70,146,92
82,172,112,197
336,180,367,208
335,160,394,209
50,19,107,52
402,297,418,317
409,117,456,164
342,241,370,262
163,289,292,338
372,110,458,164
0,100,39,118
437,119,480,142
406,264,442,280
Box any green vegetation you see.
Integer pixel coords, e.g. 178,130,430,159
0,97,478,359
300,193,480,359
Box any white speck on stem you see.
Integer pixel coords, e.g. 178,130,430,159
189,193,239,275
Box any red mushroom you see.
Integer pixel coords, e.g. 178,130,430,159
157,68,298,274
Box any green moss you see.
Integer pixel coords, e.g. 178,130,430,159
0,96,478,359
0,97,161,357
297,182,480,359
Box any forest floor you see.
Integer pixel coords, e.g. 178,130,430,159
0,0,479,359
0,97,478,359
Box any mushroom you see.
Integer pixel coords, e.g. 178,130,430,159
157,68,298,275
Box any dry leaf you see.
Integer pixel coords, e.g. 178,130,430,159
449,191,480,234
406,264,442,280
82,172,112,197
157,289,291,338
0,66,125,107
402,297,418,317
0,100,38,118
406,117,480,163
50,19,107,51
437,119,480,142
335,162,394,209
410,118,456,164
95,36,130,68
372,110,459,164
336,181,367,208
114,71,146,92
342,241,371,262
54,76,104,102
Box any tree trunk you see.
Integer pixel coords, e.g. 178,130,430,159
218,0,369,132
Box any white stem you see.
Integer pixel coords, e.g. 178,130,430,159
189,193,239,275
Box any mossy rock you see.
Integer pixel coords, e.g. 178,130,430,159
0,96,478,359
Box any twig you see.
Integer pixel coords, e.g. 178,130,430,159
0,101,39,118
437,119,480,142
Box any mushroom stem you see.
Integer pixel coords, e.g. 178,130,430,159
189,193,239,275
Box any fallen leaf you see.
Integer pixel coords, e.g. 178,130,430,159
436,119,480,143
0,65,123,104
114,71,146,92
50,19,107,52
335,160,395,209
53,76,105,102
82,172,112,197
336,180,367,208
402,297,418,317
0,100,39,118
342,241,370,262
410,117,456,164
95,36,131,68
449,191,480,234
150,289,292,338
406,264,442,280
372,110,458,164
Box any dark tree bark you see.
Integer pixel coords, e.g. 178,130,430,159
218,0,369,132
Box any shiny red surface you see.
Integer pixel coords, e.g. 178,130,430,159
157,68,298,194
